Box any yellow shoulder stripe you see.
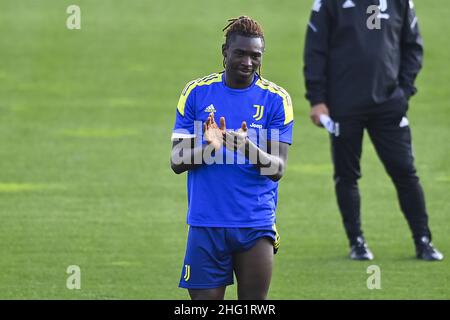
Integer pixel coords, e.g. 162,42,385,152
176,73,223,116
256,79,294,125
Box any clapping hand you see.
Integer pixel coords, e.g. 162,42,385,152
223,120,248,153
204,113,226,151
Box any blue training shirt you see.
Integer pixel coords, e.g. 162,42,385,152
172,72,294,227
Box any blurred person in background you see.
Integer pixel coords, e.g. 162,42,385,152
303,0,443,261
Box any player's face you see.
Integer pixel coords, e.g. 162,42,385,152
223,35,264,86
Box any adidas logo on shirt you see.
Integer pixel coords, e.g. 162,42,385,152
204,104,216,113
343,0,355,8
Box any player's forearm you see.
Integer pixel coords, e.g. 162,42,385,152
245,139,286,182
170,143,215,174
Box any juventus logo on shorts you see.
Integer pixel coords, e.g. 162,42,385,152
183,264,191,282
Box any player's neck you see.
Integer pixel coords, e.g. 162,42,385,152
224,72,255,89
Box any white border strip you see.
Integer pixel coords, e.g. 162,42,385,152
171,133,196,141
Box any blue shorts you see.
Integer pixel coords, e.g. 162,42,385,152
179,225,280,289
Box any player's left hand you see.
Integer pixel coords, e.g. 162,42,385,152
223,121,248,153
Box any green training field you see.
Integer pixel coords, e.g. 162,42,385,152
0,0,448,299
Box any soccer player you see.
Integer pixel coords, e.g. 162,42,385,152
170,16,294,300
304,0,443,260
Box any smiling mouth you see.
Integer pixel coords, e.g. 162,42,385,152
238,69,253,76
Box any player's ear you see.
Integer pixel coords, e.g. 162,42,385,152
222,43,228,58
222,44,228,69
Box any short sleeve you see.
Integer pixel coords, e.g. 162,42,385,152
268,94,294,145
171,83,197,141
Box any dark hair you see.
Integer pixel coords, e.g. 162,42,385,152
222,16,264,48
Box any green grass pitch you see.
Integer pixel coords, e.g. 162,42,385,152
0,0,448,299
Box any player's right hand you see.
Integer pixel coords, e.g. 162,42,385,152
310,103,329,127
204,113,226,150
